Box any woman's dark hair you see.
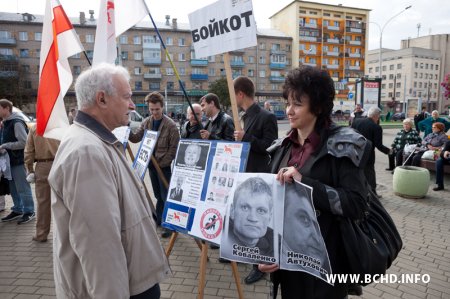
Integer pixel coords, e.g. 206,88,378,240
283,66,335,129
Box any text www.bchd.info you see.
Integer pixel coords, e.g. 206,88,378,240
326,273,431,285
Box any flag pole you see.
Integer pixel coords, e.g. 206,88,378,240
142,2,202,128
83,51,92,66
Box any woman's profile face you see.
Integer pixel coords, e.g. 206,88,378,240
286,93,317,131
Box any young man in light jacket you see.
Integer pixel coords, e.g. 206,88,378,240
48,64,170,298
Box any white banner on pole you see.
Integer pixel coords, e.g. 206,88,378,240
188,0,257,58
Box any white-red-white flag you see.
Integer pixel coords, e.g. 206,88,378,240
93,0,117,65
37,0,84,139
114,0,149,37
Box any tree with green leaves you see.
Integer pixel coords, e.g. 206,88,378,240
208,77,230,110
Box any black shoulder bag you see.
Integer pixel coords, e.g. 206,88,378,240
332,159,403,285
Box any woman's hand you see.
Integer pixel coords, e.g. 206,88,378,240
276,166,302,184
258,263,279,273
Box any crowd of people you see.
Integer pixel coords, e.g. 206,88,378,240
0,63,449,299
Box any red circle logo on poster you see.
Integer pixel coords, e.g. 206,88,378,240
200,208,223,239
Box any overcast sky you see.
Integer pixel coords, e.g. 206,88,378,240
2,0,449,50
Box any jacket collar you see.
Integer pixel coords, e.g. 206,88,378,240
74,111,119,145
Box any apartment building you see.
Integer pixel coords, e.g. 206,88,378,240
0,12,292,115
401,34,450,112
270,0,370,102
366,47,441,114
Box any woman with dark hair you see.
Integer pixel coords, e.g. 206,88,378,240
259,66,369,298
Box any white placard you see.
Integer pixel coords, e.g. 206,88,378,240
188,0,257,58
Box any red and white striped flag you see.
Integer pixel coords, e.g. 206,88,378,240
37,0,84,139
93,0,117,65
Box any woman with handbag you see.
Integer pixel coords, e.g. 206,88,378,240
387,118,421,170
405,122,448,166
259,66,369,298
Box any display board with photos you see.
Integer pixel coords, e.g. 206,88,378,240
132,130,158,180
220,175,332,284
112,126,131,150
162,139,250,245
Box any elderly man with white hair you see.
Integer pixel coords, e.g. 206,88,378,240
48,63,170,299
351,106,392,196
181,103,203,139
418,109,450,137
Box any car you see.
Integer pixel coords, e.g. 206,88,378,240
12,107,35,129
129,110,144,132
391,112,406,122
273,110,286,120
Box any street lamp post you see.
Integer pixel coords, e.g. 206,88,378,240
371,5,412,79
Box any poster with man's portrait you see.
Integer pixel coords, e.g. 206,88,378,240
220,173,284,265
175,140,210,170
280,181,332,283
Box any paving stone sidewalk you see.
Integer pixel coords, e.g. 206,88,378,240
0,128,449,298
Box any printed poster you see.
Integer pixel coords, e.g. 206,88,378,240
132,130,158,180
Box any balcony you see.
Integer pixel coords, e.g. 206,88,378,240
326,38,340,44
349,53,361,58
143,42,161,49
230,49,245,55
346,65,361,70
326,25,340,31
191,74,208,81
303,62,317,67
347,27,362,33
270,49,286,55
190,59,208,66
143,57,161,65
230,60,245,68
144,73,162,80
0,70,19,78
324,64,339,69
269,76,285,82
187,89,208,97
0,37,16,46
349,40,362,46
0,55,18,62
299,36,318,42
269,62,286,69
304,23,318,29
324,51,339,57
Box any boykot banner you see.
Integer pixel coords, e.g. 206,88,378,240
188,0,257,58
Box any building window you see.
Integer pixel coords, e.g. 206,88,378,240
179,67,185,75
388,92,393,98
375,67,379,72
72,52,80,59
178,38,185,46
396,82,401,88
209,68,215,76
389,74,394,79
134,67,141,75
259,70,266,78
414,72,417,78
133,35,141,45
397,73,401,79
415,62,418,68
208,55,215,62
248,69,254,77
167,82,174,90
119,35,128,44
166,37,173,45
178,53,186,61
134,52,142,60
19,31,28,41
395,92,401,97
84,34,94,43
259,42,266,50
248,56,255,63
149,82,160,90
259,56,266,64
271,84,278,91
34,32,42,41
134,81,142,90
389,65,394,70
271,43,281,51
381,84,386,89
368,67,373,73
73,66,81,75
35,49,40,58
435,65,439,70
259,83,265,90
166,68,174,75
388,83,393,88
425,63,428,69
121,51,128,60
86,50,93,60
419,73,423,79
165,53,173,61
19,49,29,58
414,82,417,88
382,66,386,71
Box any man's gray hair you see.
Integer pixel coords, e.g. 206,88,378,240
187,103,202,114
75,63,130,110
367,106,382,118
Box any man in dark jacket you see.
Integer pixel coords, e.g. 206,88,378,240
0,99,35,224
200,93,235,141
180,103,202,139
352,106,391,196
233,76,278,284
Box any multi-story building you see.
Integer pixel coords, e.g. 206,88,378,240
401,34,450,113
270,0,370,105
0,11,292,115
366,47,441,115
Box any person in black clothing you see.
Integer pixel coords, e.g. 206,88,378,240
434,140,450,191
233,76,278,284
180,103,202,139
351,106,392,195
414,107,428,132
200,93,235,141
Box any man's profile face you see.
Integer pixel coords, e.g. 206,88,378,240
184,145,200,166
231,192,272,246
149,102,163,120
188,106,202,125
106,75,134,130
283,187,322,259
200,99,214,118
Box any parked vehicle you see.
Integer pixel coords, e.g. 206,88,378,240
12,107,35,129
391,112,406,121
129,110,144,132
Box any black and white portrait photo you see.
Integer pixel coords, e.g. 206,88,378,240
175,140,210,170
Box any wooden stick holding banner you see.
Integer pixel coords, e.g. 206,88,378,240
223,53,242,131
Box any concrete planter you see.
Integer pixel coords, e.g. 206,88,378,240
393,166,430,198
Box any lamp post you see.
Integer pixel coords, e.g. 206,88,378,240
371,5,412,79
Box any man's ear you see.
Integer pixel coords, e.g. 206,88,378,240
95,91,107,107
